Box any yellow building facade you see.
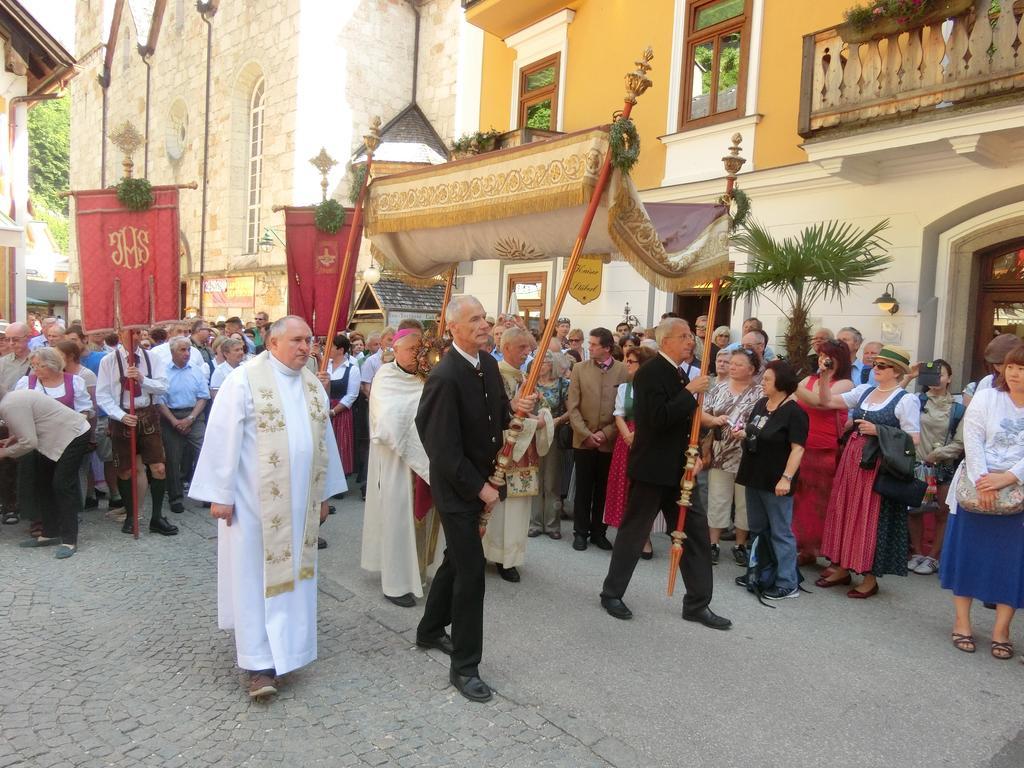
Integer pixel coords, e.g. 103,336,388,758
460,0,1024,386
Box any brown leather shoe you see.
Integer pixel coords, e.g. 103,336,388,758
248,673,277,698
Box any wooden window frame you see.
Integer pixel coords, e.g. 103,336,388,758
679,0,752,131
517,53,560,132
506,271,548,330
245,78,266,255
972,239,1024,381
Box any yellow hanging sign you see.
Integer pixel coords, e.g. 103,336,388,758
568,255,603,305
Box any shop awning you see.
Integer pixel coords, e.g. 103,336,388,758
26,280,68,304
365,127,731,291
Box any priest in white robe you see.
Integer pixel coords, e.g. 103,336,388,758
361,328,444,607
189,316,345,699
482,328,553,582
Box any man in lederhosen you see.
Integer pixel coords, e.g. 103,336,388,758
96,328,178,536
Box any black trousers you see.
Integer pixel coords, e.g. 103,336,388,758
418,506,486,677
160,410,206,505
353,393,369,486
601,478,713,615
25,433,92,546
573,448,612,539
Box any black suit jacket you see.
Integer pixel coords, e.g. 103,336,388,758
627,354,699,487
415,348,510,515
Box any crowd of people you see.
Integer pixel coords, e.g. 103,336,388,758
4,305,1022,702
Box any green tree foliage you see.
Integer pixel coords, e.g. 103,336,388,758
28,97,70,251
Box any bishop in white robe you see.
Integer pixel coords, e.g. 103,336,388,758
189,317,345,698
361,328,444,607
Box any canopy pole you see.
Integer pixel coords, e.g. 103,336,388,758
667,133,746,596
486,48,654,493
319,117,381,375
435,266,456,340
113,279,140,540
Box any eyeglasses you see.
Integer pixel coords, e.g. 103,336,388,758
873,362,893,370
626,358,639,366
558,318,570,324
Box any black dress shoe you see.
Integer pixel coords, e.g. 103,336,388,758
449,670,493,703
416,632,453,655
572,534,588,551
328,505,337,514
640,549,654,560
318,537,327,549
600,596,633,620
591,534,613,550
497,565,520,582
170,501,185,514
121,516,134,534
682,607,732,630
385,592,416,607
149,517,179,536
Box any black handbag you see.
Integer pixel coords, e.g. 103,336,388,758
554,378,574,450
873,470,927,509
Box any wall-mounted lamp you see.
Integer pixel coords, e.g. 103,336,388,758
873,282,899,315
258,227,286,253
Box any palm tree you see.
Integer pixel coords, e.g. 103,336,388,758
727,219,891,373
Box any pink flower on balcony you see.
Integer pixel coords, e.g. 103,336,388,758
873,6,884,14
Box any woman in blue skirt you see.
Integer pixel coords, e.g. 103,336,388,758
941,345,1024,659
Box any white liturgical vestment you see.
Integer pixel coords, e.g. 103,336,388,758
362,362,444,597
189,354,345,674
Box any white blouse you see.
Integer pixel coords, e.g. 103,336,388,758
326,357,360,409
840,384,921,434
15,373,93,414
613,382,630,418
960,388,1024,484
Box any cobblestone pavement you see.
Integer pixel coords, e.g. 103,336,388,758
5,493,1024,768
0,500,620,768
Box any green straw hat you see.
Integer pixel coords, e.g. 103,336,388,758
875,345,911,374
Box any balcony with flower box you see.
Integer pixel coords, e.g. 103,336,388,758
797,0,1024,181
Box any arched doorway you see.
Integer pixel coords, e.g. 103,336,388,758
973,240,1024,381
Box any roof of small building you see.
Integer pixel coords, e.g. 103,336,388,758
369,278,446,312
351,104,448,166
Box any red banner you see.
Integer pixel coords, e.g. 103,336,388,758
283,206,358,338
73,187,181,332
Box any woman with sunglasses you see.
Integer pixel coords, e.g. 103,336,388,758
792,339,853,567
603,346,657,556
808,346,921,598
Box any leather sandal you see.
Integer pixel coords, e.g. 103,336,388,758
951,632,976,653
991,640,1014,660
814,573,852,588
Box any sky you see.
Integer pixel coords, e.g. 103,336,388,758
20,0,76,55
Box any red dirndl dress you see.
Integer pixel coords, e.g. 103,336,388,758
603,383,634,528
791,377,845,557
328,361,356,475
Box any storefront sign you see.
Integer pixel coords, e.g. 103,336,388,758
203,276,256,308
568,255,603,305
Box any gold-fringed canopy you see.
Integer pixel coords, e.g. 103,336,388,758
365,127,731,291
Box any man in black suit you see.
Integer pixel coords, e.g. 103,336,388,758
599,317,732,630
415,295,536,702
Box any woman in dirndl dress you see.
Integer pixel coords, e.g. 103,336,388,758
941,345,1024,659
324,334,360,476
792,339,853,566
603,346,656,554
810,346,921,598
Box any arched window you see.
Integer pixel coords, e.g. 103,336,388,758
245,78,266,254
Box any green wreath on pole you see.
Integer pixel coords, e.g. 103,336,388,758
609,117,641,174
348,164,368,206
315,198,346,234
116,177,154,211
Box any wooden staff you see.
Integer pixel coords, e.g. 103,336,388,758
667,133,746,596
487,48,654,491
435,266,456,340
319,118,381,375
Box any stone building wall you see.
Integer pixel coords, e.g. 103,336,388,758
69,0,457,325
415,0,461,146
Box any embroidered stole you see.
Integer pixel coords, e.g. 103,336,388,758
246,352,330,598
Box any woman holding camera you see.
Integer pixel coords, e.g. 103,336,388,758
792,339,853,566
734,361,808,599
811,346,921,598
902,359,965,575
701,348,763,565
941,346,1024,658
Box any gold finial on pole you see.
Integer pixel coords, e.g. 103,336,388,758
309,147,338,202
109,121,144,179
722,133,746,198
624,47,654,105
364,116,383,156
